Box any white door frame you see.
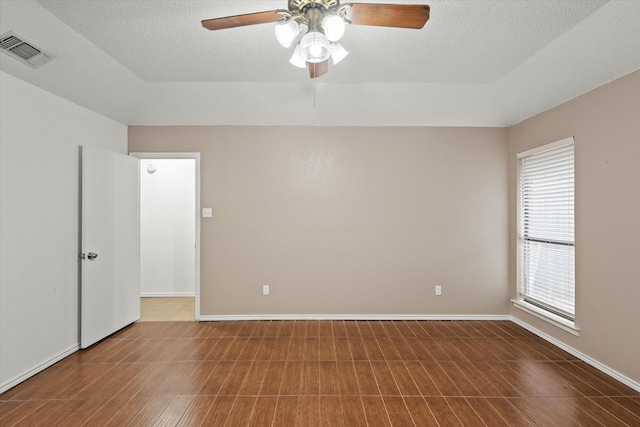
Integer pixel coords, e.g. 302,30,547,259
130,152,201,321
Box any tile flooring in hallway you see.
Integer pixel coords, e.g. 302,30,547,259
1,320,639,426
140,297,195,322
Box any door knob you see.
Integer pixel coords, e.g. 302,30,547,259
81,252,99,260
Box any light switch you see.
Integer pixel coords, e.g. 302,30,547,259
202,208,212,218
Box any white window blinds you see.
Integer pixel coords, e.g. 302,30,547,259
518,138,575,320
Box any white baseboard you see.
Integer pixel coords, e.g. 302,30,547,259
140,292,195,298
0,344,79,394
199,314,511,321
510,316,640,393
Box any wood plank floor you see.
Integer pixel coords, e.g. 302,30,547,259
1,320,639,426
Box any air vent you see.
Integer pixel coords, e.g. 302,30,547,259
0,31,53,68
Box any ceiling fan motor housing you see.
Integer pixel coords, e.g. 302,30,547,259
286,0,347,29
289,0,340,14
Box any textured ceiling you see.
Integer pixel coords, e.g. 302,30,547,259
1,0,639,126
33,0,608,84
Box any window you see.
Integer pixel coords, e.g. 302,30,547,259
517,137,575,321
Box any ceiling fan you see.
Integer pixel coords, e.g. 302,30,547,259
201,1,430,78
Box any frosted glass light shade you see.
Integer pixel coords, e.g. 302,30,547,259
289,45,306,68
322,15,345,42
275,20,300,48
331,42,349,64
298,31,331,63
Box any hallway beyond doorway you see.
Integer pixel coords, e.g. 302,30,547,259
140,297,194,321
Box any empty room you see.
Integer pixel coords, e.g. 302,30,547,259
1,1,639,426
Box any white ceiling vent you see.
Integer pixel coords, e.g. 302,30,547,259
0,31,54,68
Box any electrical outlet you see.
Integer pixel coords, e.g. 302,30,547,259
263,285,270,295
435,285,442,296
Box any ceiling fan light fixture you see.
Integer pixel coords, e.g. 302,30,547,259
275,19,300,48
201,2,431,78
322,14,346,42
330,42,349,64
289,45,306,68
298,31,331,63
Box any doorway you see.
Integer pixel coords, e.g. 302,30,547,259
130,153,201,321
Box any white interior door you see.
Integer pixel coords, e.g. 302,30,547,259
81,145,140,348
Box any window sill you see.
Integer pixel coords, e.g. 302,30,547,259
511,299,580,336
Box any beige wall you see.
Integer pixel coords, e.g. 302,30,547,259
129,126,509,316
509,70,640,383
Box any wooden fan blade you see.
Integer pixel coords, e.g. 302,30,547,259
345,3,430,29
202,10,281,31
308,60,329,78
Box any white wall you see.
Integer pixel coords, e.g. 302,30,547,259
0,72,127,392
140,159,196,296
